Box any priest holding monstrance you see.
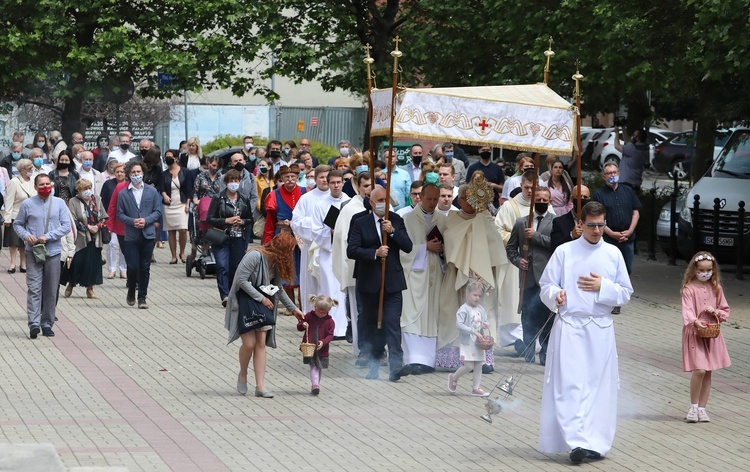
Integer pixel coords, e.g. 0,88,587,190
435,175,509,371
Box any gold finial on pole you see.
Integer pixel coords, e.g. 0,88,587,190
543,37,555,84
572,59,584,98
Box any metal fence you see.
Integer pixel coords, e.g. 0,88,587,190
269,106,368,149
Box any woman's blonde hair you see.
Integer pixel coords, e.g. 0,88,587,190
682,251,722,294
75,179,93,192
309,294,339,312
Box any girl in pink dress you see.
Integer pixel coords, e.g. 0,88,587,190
681,251,731,423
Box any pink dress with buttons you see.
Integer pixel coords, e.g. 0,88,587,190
681,282,731,372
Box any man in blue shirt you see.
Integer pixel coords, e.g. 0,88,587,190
13,173,71,338
383,149,412,211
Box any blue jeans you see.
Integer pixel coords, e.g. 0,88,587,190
613,239,635,274
213,236,248,299
122,235,156,301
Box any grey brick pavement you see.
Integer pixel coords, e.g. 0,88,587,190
1,248,749,471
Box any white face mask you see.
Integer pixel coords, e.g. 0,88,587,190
696,271,713,282
37,140,46,147
81,189,94,199
374,202,386,216
306,178,316,189
227,182,240,193
339,147,350,157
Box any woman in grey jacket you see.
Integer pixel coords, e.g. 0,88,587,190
225,232,303,398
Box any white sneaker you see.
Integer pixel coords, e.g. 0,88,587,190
698,409,710,422
685,406,698,423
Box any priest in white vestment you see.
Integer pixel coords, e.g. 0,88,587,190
291,165,330,312
537,201,633,463
400,184,446,373
436,181,507,371
493,170,556,351
332,172,373,356
311,170,351,337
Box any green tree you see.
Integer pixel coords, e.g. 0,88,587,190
0,0,267,139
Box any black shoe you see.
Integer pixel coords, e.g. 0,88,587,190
482,364,494,374
355,356,368,367
570,447,586,464
513,339,525,356
539,355,546,366
397,364,414,378
30,327,40,339
126,290,136,306
389,372,401,382
333,336,347,341
7,267,15,274
584,449,602,461
611,306,621,315
411,364,434,375
345,322,353,343
19,267,26,273
42,327,55,337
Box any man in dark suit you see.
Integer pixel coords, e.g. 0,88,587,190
506,187,555,365
347,185,414,381
551,184,590,251
117,161,162,309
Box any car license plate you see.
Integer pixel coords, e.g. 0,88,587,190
703,236,734,246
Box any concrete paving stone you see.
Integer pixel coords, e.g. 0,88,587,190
2,250,750,470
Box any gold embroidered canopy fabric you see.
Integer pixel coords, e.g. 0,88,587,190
371,84,577,154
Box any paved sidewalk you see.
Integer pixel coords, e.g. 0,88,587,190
1,248,749,471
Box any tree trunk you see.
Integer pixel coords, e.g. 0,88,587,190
693,83,718,182
60,91,85,142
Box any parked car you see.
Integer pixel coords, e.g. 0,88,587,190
657,195,685,253
652,130,731,180
677,128,750,261
579,127,600,169
593,128,676,170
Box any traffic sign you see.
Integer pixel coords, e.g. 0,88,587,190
310,117,319,127
297,120,305,132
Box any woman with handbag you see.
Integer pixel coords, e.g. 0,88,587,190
62,179,108,299
3,158,36,273
225,232,304,398
447,281,492,397
207,169,253,307
161,149,190,264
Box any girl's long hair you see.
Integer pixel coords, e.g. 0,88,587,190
255,232,297,283
681,251,721,294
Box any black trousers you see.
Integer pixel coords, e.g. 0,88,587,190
359,290,403,374
521,283,554,362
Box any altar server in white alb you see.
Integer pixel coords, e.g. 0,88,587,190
291,165,330,312
311,170,350,337
400,183,446,374
537,201,633,464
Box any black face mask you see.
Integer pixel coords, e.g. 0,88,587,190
120,143,130,151
234,162,245,172
57,162,70,170
140,149,148,157
269,150,281,159
165,157,175,167
479,151,492,161
411,156,422,166
572,198,590,211
534,202,549,215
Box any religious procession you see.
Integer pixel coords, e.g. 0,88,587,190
1,32,737,471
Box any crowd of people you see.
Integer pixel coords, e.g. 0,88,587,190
0,130,733,465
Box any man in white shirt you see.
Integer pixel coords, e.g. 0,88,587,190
437,184,457,215
78,151,105,196
108,134,136,163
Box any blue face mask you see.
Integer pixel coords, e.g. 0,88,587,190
33,157,43,168
130,174,143,185
82,160,93,170
249,155,257,162
424,172,439,185
356,165,369,174
11,152,21,160
444,151,454,159
607,175,619,185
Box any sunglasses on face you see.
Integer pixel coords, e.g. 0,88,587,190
583,221,606,228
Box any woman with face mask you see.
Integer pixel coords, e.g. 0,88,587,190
206,169,253,307
31,133,49,161
63,179,108,299
3,158,37,273
161,149,190,264
48,151,80,204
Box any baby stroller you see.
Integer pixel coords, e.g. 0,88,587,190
185,196,217,279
